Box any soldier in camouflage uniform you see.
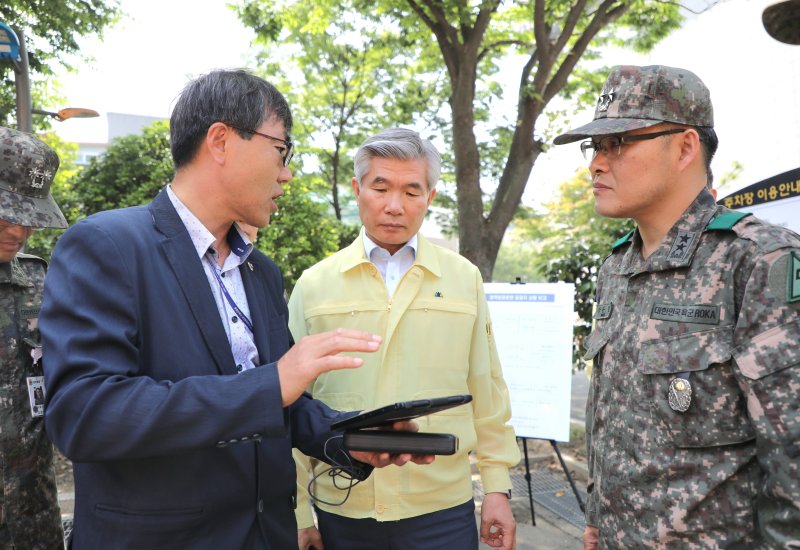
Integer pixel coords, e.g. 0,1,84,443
0,126,67,549
554,65,800,548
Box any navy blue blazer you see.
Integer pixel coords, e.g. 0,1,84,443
41,190,359,549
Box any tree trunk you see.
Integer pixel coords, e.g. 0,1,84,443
409,0,636,281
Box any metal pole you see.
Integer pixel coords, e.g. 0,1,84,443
12,27,32,132
521,437,536,526
550,439,585,513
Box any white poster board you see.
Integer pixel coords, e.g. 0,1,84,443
740,195,800,235
485,282,575,442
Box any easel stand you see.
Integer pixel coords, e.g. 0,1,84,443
518,436,585,526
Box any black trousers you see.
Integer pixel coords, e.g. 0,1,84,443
315,499,478,550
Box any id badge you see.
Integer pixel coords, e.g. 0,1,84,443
27,376,46,418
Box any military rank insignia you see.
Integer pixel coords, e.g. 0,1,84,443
668,231,696,261
668,377,692,412
789,251,800,303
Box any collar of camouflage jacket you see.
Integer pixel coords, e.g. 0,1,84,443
615,189,719,275
0,257,35,287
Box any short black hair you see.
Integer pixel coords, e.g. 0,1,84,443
170,69,293,169
696,126,718,187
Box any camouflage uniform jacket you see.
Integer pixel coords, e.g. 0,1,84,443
584,189,800,548
0,254,63,549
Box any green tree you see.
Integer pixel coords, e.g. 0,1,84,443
518,169,631,370
67,121,174,215
0,0,120,128
253,178,356,293
235,0,447,230
26,121,172,259
491,215,543,284
236,0,683,280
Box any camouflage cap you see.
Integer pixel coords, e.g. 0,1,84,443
0,126,67,229
763,0,800,45
553,65,714,145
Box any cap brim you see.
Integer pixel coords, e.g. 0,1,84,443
0,190,68,229
553,117,662,145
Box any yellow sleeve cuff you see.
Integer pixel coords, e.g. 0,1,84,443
479,466,513,495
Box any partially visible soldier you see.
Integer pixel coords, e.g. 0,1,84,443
0,126,67,548
554,65,800,548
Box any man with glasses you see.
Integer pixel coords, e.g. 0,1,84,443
40,69,432,548
555,65,800,548
0,127,66,549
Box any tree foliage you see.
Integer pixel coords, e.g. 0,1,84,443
517,169,631,370
235,0,446,227
26,121,172,259
252,179,357,293
0,0,120,128
235,0,683,279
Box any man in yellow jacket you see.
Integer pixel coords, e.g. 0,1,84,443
289,127,520,550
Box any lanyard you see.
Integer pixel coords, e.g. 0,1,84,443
207,258,254,334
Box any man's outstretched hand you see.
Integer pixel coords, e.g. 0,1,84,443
277,329,382,406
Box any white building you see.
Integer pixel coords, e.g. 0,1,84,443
66,112,166,166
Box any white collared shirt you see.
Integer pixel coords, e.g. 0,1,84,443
166,185,259,373
362,232,417,298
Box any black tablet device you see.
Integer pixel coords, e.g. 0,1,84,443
331,394,473,432
343,431,459,455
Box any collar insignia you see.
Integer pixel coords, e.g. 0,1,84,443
668,231,696,262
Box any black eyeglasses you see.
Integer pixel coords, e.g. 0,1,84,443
226,124,294,167
579,128,686,160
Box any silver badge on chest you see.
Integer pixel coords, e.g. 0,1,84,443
668,377,692,412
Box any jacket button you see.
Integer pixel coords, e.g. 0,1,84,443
258,499,264,513
376,504,384,514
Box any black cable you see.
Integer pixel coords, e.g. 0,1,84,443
306,435,365,507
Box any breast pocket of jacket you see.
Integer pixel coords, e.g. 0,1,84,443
639,328,755,448
403,299,477,370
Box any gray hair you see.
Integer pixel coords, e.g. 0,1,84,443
170,69,293,169
353,128,441,190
